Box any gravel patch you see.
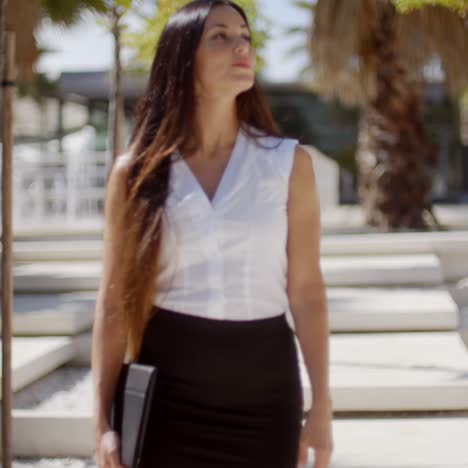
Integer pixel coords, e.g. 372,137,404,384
3,458,96,467
13,366,92,412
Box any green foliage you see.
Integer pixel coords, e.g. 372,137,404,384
292,0,314,11
40,0,147,34
40,0,267,74
101,0,138,15
124,0,268,72
39,0,107,26
112,0,134,9
392,0,468,13
283,1,314,67
94,0,146,32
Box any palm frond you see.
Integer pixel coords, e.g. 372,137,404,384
293,0,315,11
284,43,309,58
297,63,314,80
395,5,468,95
6,0,111,82
302,0,468,104
284,25,308,36
393,0,468,14
39,0,107,26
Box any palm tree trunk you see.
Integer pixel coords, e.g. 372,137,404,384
355,2,442,231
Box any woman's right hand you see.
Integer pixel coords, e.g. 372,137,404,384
94,429,127,468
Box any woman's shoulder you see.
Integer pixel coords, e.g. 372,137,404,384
242,124,303,185
108,152,132,181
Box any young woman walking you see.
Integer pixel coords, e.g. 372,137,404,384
92,1,333,467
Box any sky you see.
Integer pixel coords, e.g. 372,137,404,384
36,0,311,83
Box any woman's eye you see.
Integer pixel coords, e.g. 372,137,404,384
212,33,251,43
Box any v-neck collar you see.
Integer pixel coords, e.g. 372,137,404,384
171,123,246,210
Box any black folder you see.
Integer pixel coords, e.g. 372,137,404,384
110,362,159,468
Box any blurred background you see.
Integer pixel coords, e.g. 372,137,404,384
4,0,468,231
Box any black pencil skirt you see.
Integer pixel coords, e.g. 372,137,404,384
136,305,304,468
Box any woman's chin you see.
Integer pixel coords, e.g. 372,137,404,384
201,77,254,98
230,75,255,90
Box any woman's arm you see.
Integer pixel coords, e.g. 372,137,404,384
286,145,331,408
91,154,131,436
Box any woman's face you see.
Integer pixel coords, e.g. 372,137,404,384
194,5,256,99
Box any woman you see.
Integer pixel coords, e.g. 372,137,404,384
92,1,333,467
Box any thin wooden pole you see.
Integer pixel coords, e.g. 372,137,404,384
1,30,16,468
106,5,124,176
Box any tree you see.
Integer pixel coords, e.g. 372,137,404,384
5,0,131,165
5,0,107,83
291,0,468,231
97,0,140,166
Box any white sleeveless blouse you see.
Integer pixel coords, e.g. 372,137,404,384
153,122,299,321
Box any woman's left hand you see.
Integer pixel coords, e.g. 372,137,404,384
297,400,334,468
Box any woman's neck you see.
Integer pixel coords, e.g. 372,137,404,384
192,99,239,160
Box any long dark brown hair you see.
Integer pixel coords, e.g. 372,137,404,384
115,0,286,362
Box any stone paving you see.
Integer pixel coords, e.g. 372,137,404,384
3,225,468,467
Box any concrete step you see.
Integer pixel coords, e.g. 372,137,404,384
71,286,461,367
7,230,468,259
6,204,468,239
1,254,444,293
5,365,468,463
6,219,103,241
7,231,467,288
3,409,468,465
459,306,468,350
7,240,102,262
322,415,468,467
6,231,468,285
71,284,461,366
0,292,96,335
322,231,468,283
321,230,468,256
324,287,459,332
0,262,100,292
321,254,443,287
9,331,468,414
320,204,468,233
67,330,92,366
2,286,456,338
0,337,74,400
298,331,468,413
447,277,468,309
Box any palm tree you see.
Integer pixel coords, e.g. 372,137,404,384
5,0,128,169
5,0,107,83
292,0,468,231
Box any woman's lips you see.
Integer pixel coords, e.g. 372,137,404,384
233,62,250,68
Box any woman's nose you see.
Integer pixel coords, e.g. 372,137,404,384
233,36,250,54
